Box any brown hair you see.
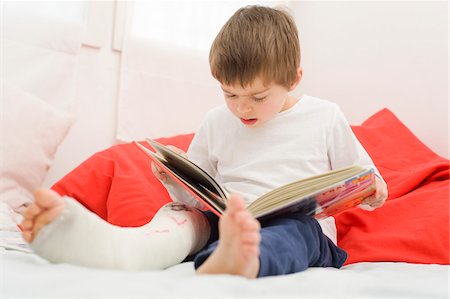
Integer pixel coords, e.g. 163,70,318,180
209,5,300,88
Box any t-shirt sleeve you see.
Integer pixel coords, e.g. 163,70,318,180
187,116,218,178
327,105,387,210
327,105,378,172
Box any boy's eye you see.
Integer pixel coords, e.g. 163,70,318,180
253,96,266,102
225,94,236,99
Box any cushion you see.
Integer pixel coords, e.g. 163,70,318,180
51,134,195,227
50,108,449,265
0,82,73,229
336,108,449,265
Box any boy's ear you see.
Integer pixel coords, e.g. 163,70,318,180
289,67,303,91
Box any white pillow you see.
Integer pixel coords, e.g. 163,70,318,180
0,82,73,227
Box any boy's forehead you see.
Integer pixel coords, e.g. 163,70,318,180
221,78,272,95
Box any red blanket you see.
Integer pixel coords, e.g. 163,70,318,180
337,108,449,264
52,109,449,265
52,134,194,227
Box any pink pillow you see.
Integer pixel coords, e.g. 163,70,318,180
1,82,73,229
336,108,449,265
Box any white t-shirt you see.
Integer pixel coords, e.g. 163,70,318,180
166,95,381,244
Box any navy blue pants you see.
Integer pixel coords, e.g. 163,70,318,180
192,212,347,277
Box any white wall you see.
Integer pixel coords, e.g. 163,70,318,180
44,1,449,186
291,1,448,157
44,2,120,186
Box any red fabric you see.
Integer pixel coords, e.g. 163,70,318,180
52,109,449,265
51,134,194,227
336,108,449,265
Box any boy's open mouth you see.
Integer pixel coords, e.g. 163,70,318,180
240,118,258,125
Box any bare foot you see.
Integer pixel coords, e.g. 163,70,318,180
196,194,261,278
21,188,66,243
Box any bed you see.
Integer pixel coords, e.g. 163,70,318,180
2,250,448,298
1,81,449,298
2,1,449,297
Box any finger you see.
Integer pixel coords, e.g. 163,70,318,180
370,200,385,208
151,163,167,182
151,162,162,174
361,194,376,205
158,173,167,183
362,195,385,208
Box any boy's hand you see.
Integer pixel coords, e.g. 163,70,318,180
362,176,388,208
151,145,187,183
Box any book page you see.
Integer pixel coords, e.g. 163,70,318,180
249,166,375,219
249,165,364,210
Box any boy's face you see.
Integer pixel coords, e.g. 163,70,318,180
221,77,298,128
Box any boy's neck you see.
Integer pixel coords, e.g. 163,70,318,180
280,95,300,113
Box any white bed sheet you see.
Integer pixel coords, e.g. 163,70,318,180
2,247,448,298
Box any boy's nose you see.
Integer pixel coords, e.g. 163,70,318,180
237,102,252,114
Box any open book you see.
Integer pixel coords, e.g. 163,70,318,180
135,139,376,220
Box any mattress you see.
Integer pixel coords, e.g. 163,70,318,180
2,245,448,298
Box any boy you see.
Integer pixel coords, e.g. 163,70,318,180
153,5,387,278
21,5,387,277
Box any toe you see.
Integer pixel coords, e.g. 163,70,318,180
34,188,63,209
241,231,261,245
31,203,65,240
227,194,246,214
23,204,41,220
242,218,260,230
22,231,33,243
243,244,260,256
21,219,34,230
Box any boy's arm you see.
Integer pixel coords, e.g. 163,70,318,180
152,119,216,210
163,181,206,210
327,105,388,210
151,146,206,210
